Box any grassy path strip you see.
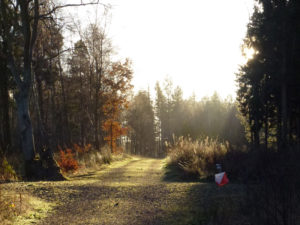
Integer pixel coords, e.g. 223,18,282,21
1,156,245,225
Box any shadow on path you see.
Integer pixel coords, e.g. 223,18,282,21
4,156,246,225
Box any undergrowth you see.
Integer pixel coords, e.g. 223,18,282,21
56,144,114,174
57,147,79,173
165,137,228,180
0,188,22,224
0,156,20,223
0,157,17,181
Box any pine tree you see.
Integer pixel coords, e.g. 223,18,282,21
237,0,300,149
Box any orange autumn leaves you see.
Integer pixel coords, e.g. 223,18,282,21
58,148,79,173
102,120,127,153
102,59,133,153
57,144,91,173
57,59,133,172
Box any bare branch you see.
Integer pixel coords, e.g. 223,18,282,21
29,0,39,61
43,47,72,61
1,0,22,89
39,1,108,18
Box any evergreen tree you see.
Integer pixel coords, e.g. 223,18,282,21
154,82,167,156
127,91,155,156
237,0,300,149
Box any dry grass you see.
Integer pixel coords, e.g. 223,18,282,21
166,137,229,180
54,144,117,176
0,156,248,225
0,188,20,224
0,186,54,225
0,156,18,181
0,156,19,223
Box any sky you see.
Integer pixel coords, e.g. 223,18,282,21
64,0,254,100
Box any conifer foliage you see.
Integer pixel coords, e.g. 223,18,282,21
237,0,300,149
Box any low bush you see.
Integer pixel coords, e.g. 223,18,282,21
100,145,112,164
57,148,79,173
166,136,228,180
56,144,114,173
0,157,17,181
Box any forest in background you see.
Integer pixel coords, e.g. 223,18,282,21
126,85,246,157
0,1,136,179
1,0,300,224
0,0,247,175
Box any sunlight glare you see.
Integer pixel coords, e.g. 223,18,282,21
243,47,255,60
64,0,255,100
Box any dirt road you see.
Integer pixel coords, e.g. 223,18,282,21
2,156,243,225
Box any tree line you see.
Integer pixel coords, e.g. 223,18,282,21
0,0,247,177
126,81,246,157
237,0,300,150
0,0,132,179
235,1,300,223
1,0,299,183
0,0,248,173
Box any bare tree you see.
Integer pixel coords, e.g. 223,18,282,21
1,0,104,179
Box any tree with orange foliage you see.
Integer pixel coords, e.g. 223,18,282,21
102,120,128,153
102,59,133,153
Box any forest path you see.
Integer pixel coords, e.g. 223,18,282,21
2,156,242,225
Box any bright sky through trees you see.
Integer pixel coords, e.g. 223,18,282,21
66,0,254,100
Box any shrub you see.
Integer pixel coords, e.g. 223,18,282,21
73,143,93,167
166,136,228,180
0,157,17,181
100,145,112,164
57,148,79,173
73,143,91,155
56,144,114,173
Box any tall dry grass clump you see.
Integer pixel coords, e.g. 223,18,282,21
166,137,228,179
0,155,20,223
55,144,114,174
0,157,17,181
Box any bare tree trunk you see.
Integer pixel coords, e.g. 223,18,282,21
35,73,44,122
281,79,288,148
94,54,102,150
0,57,11,153
94,85,100,150
297,113,300,151
49,57,58,147
5,0,39,176
253,116,260,149
280,23,288,149
15,89,35,158
3,0,64,180
79,63,85,146
110,121,113,153
264,116,268,150
58,52,70,145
